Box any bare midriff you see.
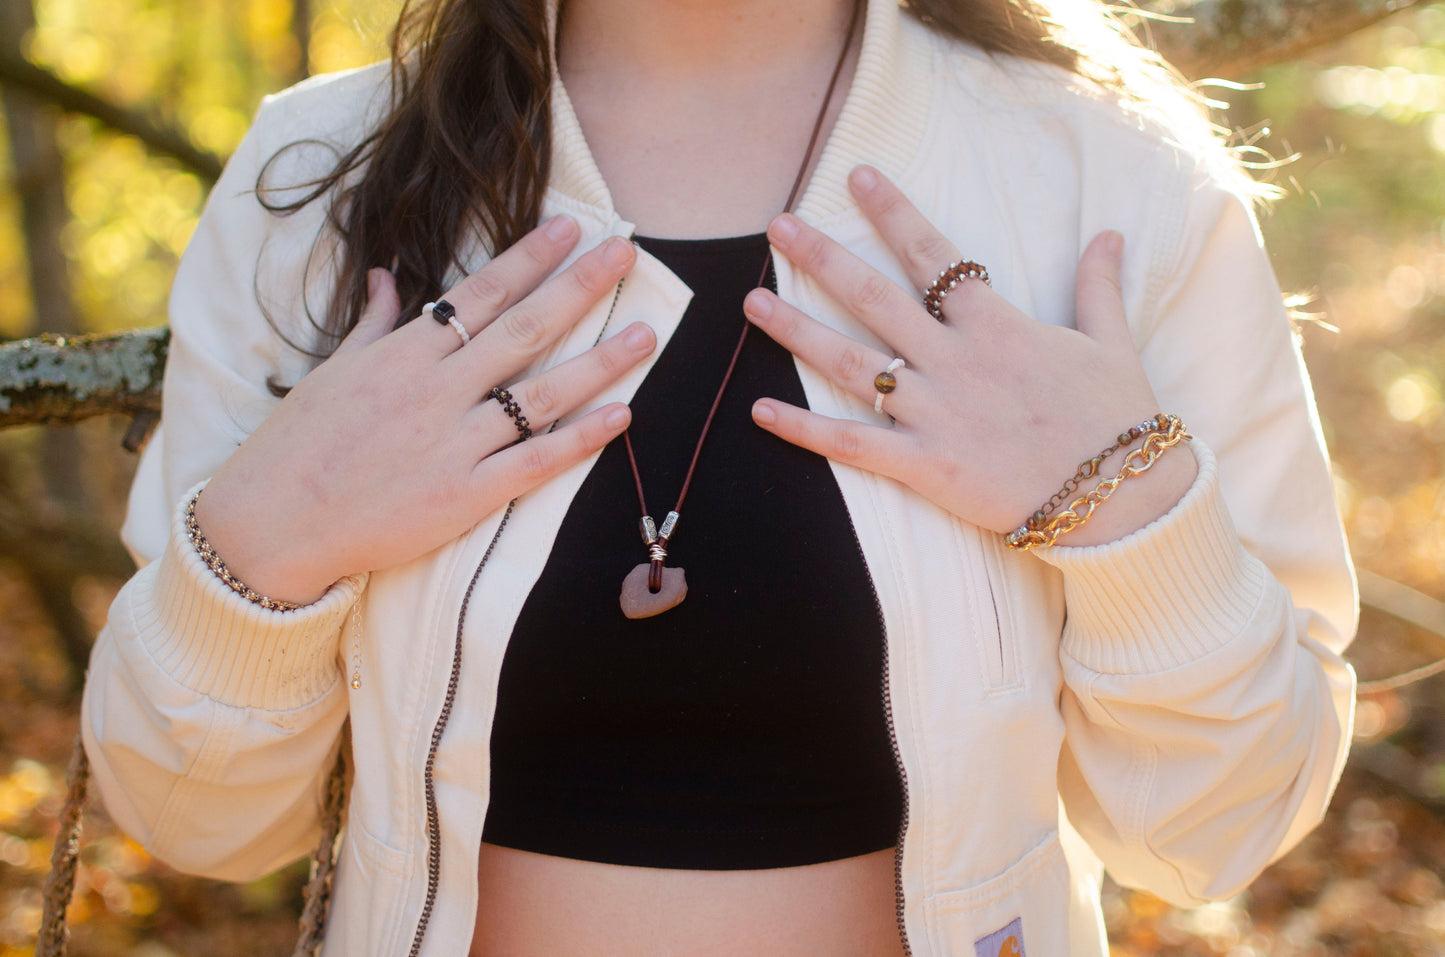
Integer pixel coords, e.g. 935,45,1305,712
470,843,907,957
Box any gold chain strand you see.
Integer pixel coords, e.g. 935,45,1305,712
1029,412,1173,529
1006,416,1191,550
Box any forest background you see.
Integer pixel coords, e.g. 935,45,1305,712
2,0,1445,954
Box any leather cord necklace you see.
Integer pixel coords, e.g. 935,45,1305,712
618,0,863,619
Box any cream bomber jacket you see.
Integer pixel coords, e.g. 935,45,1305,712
81,2,1358,954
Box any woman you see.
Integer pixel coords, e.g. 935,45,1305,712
80,0,1357,954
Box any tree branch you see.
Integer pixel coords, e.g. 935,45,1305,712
0,327,168,430
0,48,223,182
1144,0,1426,79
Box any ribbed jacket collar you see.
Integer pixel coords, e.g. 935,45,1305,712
542,0,933,223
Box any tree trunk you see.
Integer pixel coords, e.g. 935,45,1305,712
294,0,312,82
0,0,99,685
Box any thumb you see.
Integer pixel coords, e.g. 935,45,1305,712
334,268,400,356
1073,231,1131,349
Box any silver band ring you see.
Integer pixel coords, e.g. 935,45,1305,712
424,300,471,346
922,260,990,320
874,357,906,414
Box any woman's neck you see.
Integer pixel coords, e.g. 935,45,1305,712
556,0,862,238
558,0,857,87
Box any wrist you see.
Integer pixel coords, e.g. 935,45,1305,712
191,485,337,607
1050,439,1198,548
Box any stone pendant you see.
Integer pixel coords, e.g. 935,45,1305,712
620,563,688,619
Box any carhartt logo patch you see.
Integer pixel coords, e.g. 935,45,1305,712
974,917,1025,957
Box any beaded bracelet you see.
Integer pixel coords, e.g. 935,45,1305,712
184,490,301,611
1005,414,1190,550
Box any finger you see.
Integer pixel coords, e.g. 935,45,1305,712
334,268,400,357
750,398,915,479
471,403,632,506
766,212,941,358
846,166,977,302
471,322,656,447
1073,230,1132,350
451,235,637,389
743,289,915,415
416,214,582,353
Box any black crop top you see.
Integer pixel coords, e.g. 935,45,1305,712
482,232,904,870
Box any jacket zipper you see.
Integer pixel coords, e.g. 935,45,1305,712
405,508,913,955
407,503,515,957
407,506,915,956
406,278,626,955
844,512,913,957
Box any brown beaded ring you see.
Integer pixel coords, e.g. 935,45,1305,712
873,357,905,414
922,260,990,320
488,386,534,441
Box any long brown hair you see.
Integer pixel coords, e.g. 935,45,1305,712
262,0,1219,358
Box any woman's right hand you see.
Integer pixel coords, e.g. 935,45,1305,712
193,216,651,606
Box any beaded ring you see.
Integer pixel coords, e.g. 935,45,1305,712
922,260,990,320
873,357,906,413
424,299,471,346
488,386,534,441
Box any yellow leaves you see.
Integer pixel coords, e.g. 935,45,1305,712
0,0,406,341
1127,891,1172,920
42,129,201,331
248,0,292,38
185,105,249,157
82,223,146,279
309,8,396,74
50,32,111,86
0,834,49,872
1385,370,1442,424
0,761,51,827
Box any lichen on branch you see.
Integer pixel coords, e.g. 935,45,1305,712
0,326,169,429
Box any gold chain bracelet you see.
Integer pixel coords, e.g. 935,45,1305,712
1026,412,1174,529
1005,415,1190,550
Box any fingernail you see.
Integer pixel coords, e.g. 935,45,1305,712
1104,230,1124,259
366,268,383,299
545,215,576,241
769,215,800,244
605,405,630,429
850,166,880,192
752,401,777,425
604,237,635,268
624,323,653,350
743,289,773,321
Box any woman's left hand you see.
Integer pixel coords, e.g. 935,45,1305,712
746,166,1198,547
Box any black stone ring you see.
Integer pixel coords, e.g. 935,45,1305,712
428,299,457,325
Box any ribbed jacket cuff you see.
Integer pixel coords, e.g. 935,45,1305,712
1038,441,1268,676
134,484,366,711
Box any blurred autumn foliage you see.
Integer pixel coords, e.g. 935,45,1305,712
2,0,1445,955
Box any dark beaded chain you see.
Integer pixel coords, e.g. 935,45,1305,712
184,490,300,612
1022,413,1173,531
488,386,533,440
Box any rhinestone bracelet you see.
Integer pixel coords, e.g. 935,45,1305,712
184,490,301,612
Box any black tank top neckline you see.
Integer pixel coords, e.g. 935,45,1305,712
482,232,904,870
